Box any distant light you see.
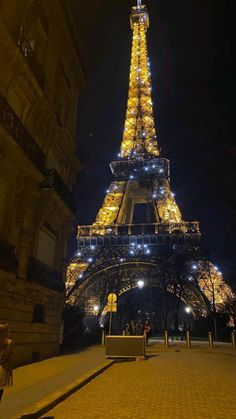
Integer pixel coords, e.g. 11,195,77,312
120,258,124,262
159,168,164,173
90,245,95,250
77,252,81,256
185,307,191,314
130,175,134,179
144,244,147,248
79,273,83,278
146,249,150,255
131,242,135,246
152,194,157,198
93,305,99,314
130,250,134,255
137,280,144,289
191,264,198,270
106,189,110,193
188,276,193,281
88,258,93,263
144,167,149,171
214,266,219,271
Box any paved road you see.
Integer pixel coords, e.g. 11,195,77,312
46,342,236,419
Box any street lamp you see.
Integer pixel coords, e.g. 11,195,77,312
93,305,99,315
185,306,191,314
137,280,144,289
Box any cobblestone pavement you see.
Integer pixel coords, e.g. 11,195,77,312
46,343,236,419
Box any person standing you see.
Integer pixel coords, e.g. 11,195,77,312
135,321,143,336
143,321,151,345
0,323,14,402
128,321,135,336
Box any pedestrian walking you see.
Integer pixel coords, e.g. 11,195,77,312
0,322,14,402
143,321,151,344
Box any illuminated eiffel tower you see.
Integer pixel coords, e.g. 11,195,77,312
66,1,230,321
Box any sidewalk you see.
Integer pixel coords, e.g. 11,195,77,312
0,344,109,419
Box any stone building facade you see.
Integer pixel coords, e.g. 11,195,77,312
0,0,85,365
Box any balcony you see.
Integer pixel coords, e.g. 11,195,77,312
78,222,200,237
13,27,45,89
40,169,76,214
27,258,64,292
77,222,201,247
0,94,46,174
0,241,18,273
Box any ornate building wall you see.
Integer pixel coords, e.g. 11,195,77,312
0,0,85,365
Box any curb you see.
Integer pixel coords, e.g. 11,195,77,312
15,360,115,419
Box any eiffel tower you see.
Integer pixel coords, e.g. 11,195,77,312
66,1,230,323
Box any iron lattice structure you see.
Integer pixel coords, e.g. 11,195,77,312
66,1,231,319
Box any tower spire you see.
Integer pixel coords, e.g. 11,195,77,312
137,0,142,10
120,3,159,159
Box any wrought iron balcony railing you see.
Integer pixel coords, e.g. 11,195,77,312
27,258,64,292
0,93,46,174
78,222,200,237
76,222,200,248
14,26,45,89
0,241,18,273
40,169,76,214
110,158,169,180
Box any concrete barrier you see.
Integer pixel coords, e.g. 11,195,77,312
105,335,146,359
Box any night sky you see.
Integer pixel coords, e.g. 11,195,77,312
73,0,236,287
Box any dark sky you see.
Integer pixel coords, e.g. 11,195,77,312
73,0,236,287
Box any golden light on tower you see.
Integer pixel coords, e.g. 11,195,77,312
91,181,126,232
65,1,233,316
77,0,182,234
120,1,159,158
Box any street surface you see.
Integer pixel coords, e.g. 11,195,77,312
46,341,236,419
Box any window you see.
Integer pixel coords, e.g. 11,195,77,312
32,304,45,323
36,228,56,267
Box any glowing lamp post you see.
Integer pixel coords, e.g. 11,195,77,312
137,280,144,321
93,305,99,315
93,304,100,330
137,280,144,289
185,307,191,347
